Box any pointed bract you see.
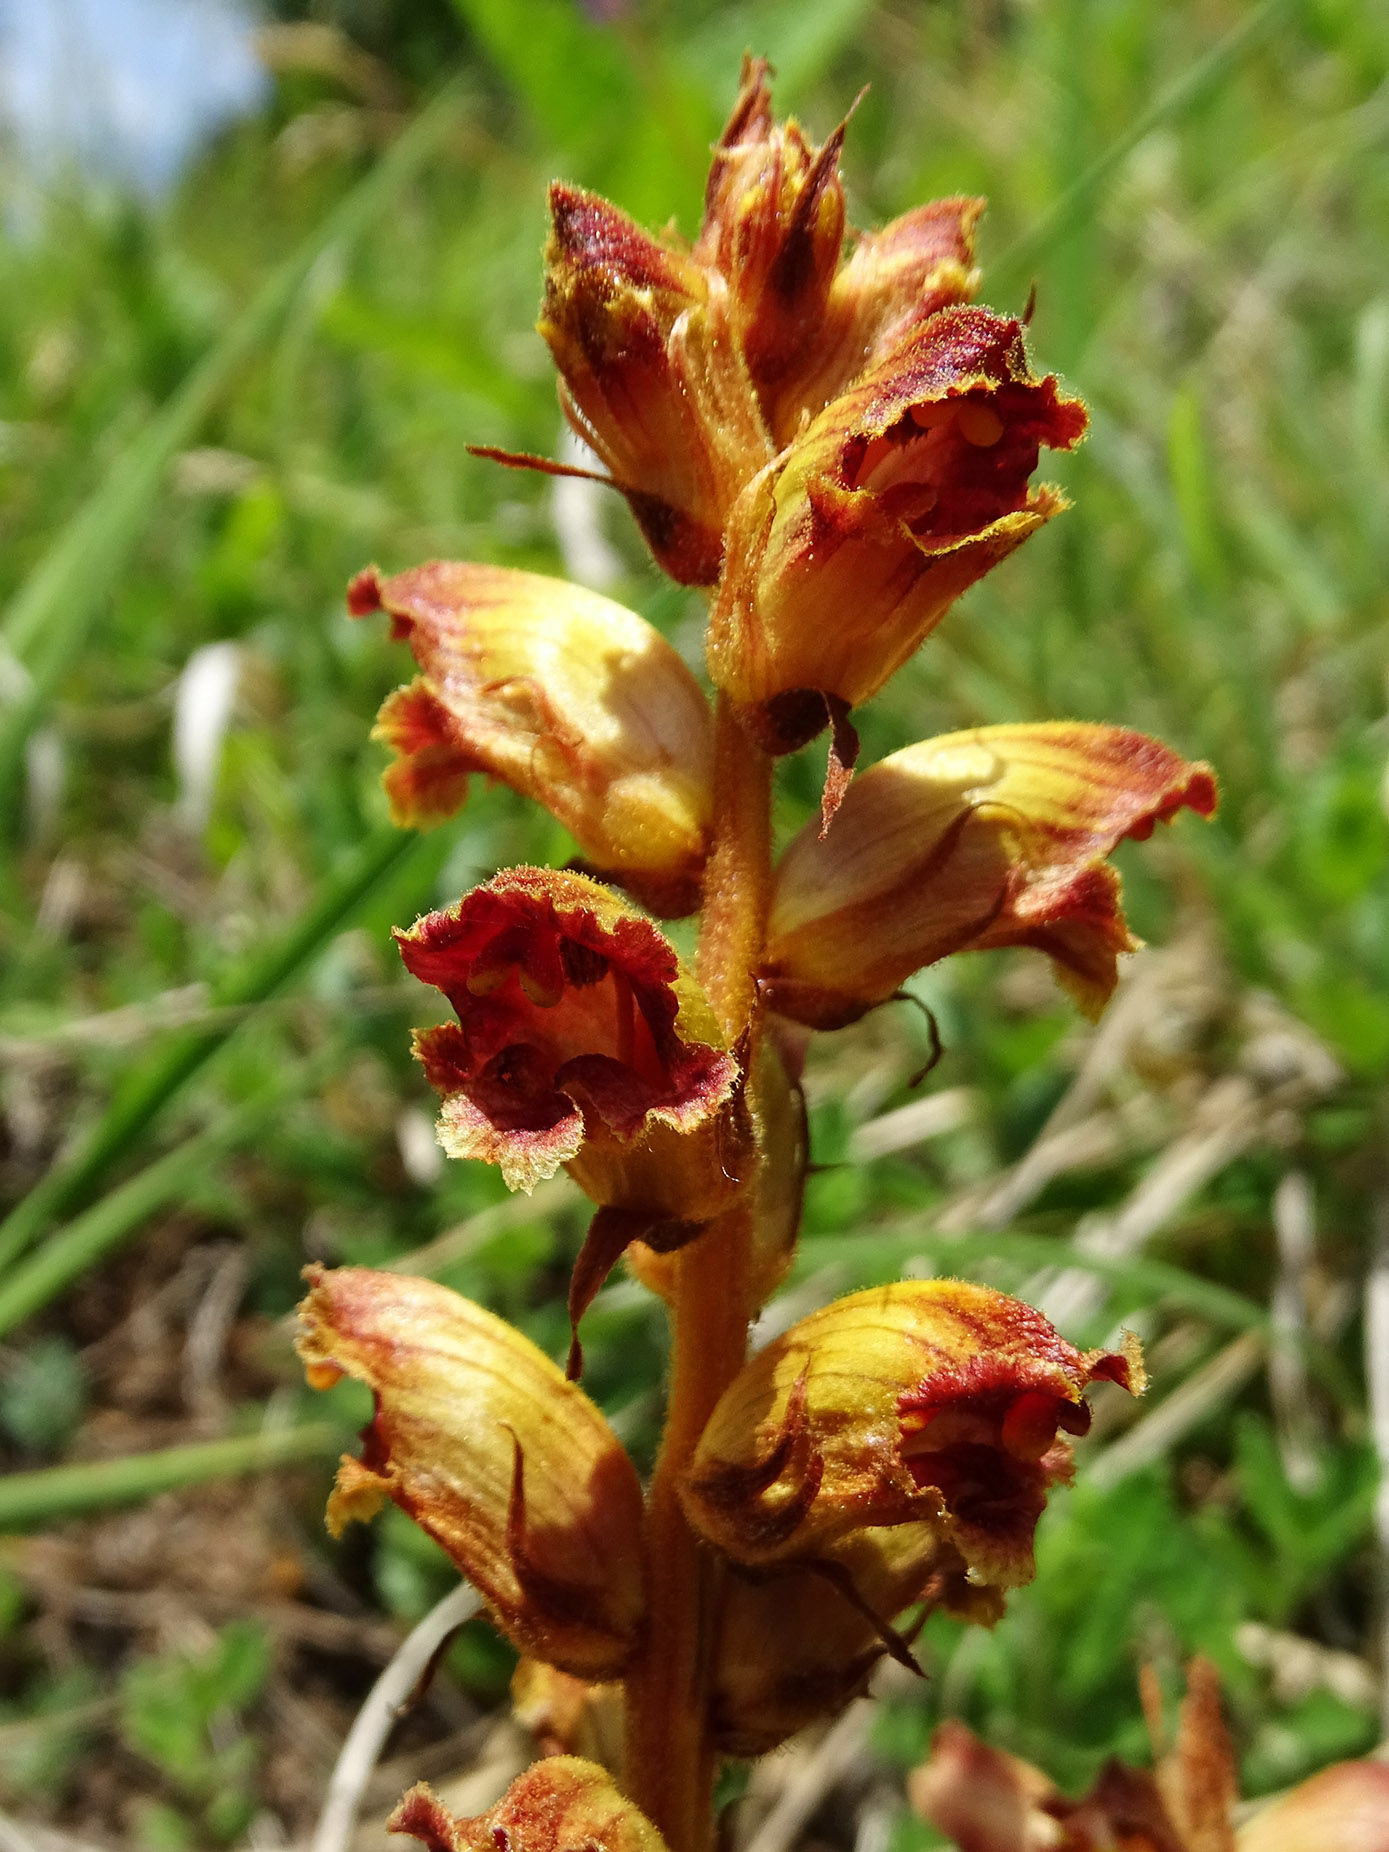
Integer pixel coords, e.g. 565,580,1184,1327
763,723,1218,1027
696,58,984,444
711,1528,994,1756
297,1268,645,1679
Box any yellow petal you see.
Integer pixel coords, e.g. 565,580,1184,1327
352,562,712,901
297,1267,645,1679
390,1763,668,1852
681,1279,1141,1592
764,722,1218,1026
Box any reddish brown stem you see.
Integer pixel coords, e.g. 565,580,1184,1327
623,699,773,1852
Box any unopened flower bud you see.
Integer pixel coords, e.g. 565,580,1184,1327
297,1267,645,1679
762,723,1218,1028
539,186,771,586
390,1761,668,1852
706,307,1088,747
682,1281,1142,1595
710,1527,990,1756
350,562,713,914
695,56,847,442
698,58,983,444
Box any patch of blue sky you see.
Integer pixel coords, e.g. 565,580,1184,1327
0,0,267,198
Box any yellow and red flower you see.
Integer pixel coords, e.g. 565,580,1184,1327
707,309,1088,753
682,1280,1142,1590
297,1268,645,1679
761,723,1218,1028
351,562,713,916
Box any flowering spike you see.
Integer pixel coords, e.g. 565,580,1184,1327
762,723,1218,1027
389,1762,669,1852
297,1268,646,1679
352,562,713,907
682,1280,1142,1592
706,307,1088,734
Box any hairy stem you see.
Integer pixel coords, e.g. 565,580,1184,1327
624,699,773,1852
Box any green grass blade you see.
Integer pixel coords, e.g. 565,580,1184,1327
0,79,465,802
0,1056,326,1339
0,823,428,1274
0,1425,344,1530
798,1224,1269,1333
989,0,1288,299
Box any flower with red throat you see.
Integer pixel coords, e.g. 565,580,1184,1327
707,307,1089,762
682,1280,1143,1592
398,868,753,1371
398,867,738,1197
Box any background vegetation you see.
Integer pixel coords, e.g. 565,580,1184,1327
1,1,1386,1845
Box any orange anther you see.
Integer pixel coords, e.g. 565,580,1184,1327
957,401,1004,446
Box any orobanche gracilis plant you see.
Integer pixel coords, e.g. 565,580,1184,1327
296,59,1218,1852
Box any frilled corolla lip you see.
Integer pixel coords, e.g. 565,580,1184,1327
389,1761,670,1852
706,306,1089,748
348,561,713,908
681,1280,1143,1595
762,723,1219,1029
297,1267,647,1680
397,868,738,1194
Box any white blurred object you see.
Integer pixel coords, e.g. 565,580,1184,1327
552,427,624,591
24,724,65,843
0,0,267,199
173,640,241,833
396,1108,445,1188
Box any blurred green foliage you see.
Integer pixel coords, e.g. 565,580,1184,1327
0,0,1386,1836
119,1621,270,1846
